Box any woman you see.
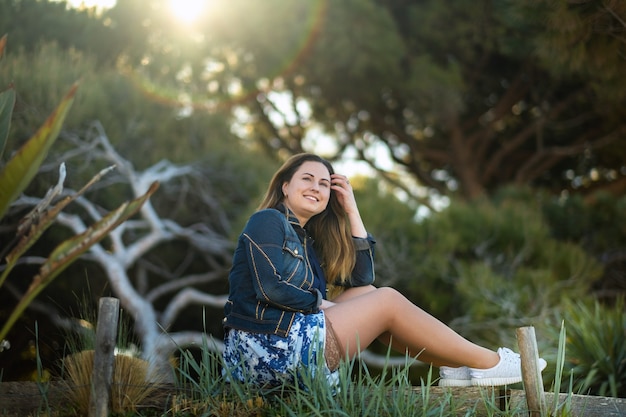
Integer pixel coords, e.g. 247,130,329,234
222,153,545,388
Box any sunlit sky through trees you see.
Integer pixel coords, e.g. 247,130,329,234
61,0,116,11
61,0,205,24
57,0,391,180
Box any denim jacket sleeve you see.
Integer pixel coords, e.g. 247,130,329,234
241,210,320,312
346,234,376,287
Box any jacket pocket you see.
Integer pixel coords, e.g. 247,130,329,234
281,236,306,284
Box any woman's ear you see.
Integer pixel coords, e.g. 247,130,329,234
282,182,288,197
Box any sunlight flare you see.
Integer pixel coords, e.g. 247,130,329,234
168,0,206,24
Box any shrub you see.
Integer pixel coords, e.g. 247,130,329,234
382,189,602,347
0,34,157,352
62,350,163,415
552,298,626,398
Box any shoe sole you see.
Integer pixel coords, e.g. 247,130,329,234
471,376,523,386
439,379,473,387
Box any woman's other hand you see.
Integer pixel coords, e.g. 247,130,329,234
330,173,367,238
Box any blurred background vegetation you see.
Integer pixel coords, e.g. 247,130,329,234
0,0,624,397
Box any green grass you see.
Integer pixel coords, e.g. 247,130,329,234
171,342,543,417
8,312,624,416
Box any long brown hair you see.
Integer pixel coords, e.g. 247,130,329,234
257,153,356,286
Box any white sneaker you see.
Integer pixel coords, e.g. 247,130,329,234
439,366,472,387
470,347,547,387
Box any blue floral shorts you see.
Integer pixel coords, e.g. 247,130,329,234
222,311,340,387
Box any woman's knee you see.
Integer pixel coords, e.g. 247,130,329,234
374,286,404,303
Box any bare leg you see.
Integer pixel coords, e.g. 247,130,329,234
324,286,500,369
332,286,426,359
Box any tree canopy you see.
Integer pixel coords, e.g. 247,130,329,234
3,0,624,202
88,0,626,201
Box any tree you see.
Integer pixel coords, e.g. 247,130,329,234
5,0,625,201
8,126,230,377
226,0,626,201
0,35,157,362
0,0,121,64
101,0,626,202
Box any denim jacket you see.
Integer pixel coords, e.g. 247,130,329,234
223,204,376,337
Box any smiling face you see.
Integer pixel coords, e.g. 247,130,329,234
281,161,332,226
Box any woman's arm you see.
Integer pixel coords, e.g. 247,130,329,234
330,173,375,286
349,234,376,286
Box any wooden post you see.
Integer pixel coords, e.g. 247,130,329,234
516,326,546,417
88,297,120,417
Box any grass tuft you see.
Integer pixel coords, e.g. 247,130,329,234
61,349,164,415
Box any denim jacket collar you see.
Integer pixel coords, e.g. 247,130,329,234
276,203,309,242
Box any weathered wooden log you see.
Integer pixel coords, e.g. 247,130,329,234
2,382,625,416
517,326,546,416
88,297,120,417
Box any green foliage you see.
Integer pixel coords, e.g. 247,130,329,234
529,0,626,103
0,43,238,170
302,0,406,104
0,82,78,218
549,322,573,416
541,191,626,301
0,182,159,342
0,35,13,156
353,185,603,350
552,298,626,398
543,192,626,252
5,0,626,201
350,178,425,289
355,183,625,397
0,38,277,356
0,84,14,156
0,0,119,64
0,37,158,346
0,42,96,153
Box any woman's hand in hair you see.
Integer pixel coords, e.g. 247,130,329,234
331,174,358,215
330,173,367,237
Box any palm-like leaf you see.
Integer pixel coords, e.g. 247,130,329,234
1,34,14,160
0,181,159,342
0,87,15,159
0,83,78,219
0,165,116,288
